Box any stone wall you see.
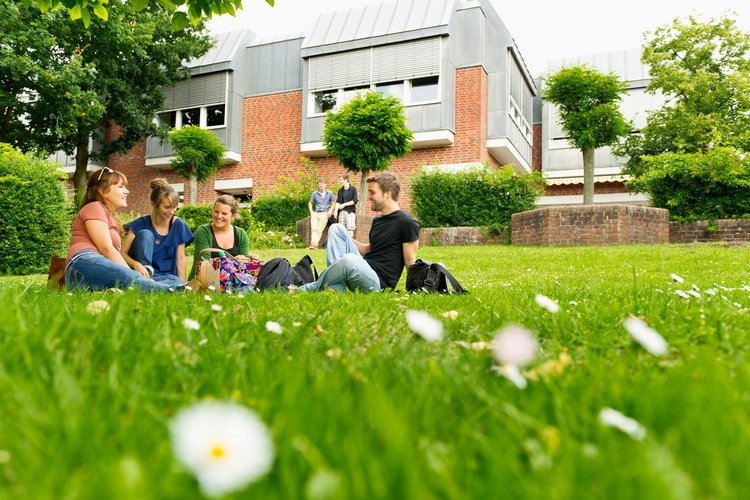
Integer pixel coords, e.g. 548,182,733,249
511,204,669,246
296,216,503,247
669,219,750,243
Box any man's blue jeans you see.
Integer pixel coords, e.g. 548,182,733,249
299,223,381,293
129,229,185,289
65,250,175,293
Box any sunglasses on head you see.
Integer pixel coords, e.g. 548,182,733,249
96,167,114,182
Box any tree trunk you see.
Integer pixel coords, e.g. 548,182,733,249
358,169,369,215
73,138,90,208
582,147,595,205
189,174,198,205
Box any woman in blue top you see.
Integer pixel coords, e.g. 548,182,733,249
121,178,194,288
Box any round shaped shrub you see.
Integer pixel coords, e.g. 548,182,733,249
0,144,71,275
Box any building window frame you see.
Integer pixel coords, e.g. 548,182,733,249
156,103,226,130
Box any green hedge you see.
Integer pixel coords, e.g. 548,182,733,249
630,147,750,221
0,144,71,275
410,165,544,231
251,194,308,232
175,204,303,250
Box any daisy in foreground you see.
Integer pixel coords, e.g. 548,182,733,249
491,325,539,389
405,309,444,342
170,401,275,497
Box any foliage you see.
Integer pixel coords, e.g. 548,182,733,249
3,244,750,497
175,204,302,250
615,15,750,178
251,194,309,232
323,90,412,213
629,147,750,221
410,165,545,230
543,65,630,204
27,0,273,29
169,126,225,182
272,156,320,198
0,144,70,275
1,0,212,205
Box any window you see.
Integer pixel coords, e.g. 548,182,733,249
181,108,200,127
376,81,405,100
206,104,225,127
410,76,439,103
340,85,369,107
313,91,337,114
158,111,176,128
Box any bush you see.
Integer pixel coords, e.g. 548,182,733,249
252,194,309,232
410,165,545,229
175,204,303,250
0,144,71,275
629,147,750,221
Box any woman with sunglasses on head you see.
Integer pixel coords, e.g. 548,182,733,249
188,195,261,280
65,168,175,293
120,178,194,289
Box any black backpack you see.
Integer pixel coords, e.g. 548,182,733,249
405,259,468,294
255,255,318,291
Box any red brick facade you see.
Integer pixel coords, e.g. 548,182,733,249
105,65,503,216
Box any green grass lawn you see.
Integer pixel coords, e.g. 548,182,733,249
2,244,750,499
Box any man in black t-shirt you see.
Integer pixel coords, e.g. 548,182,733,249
297,172,420,292
334,173,358,238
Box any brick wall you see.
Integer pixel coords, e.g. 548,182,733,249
511,204,669,246
670,219,750,243
532,123,542,171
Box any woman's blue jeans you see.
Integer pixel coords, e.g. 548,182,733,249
65,250,175,293
129,229,185,289
299,224,381,293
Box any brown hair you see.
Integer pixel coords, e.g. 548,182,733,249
366,172,400,201
214,194,242,221
339,173,349,181
81,167,128,232
149,178,179,208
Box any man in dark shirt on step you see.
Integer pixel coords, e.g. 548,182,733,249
296,172,420,292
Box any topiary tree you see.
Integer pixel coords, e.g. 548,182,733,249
543,65,631,205
0,143,70,275
169,126,225,205
322,90,413,213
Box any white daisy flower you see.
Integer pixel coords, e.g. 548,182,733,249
671,274,684,283
598,407,646,440
491,325,539,367
405,310,444,342
265,321,283,334
441,310,459,320
207,285,216,292
170,401,274,497
182,318,200,331
185,285,193,291
623,316,668,356
211,304,223,312
742,285,750,292
687,290,701,298
204,295,212,301
86,300,110,315
198,339,208,346
491,364,527,389
675,290,690,299
534,294,560,313
569,300,578,306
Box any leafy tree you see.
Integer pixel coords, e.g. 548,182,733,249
1,0,212,206
26,0,274,29
615,15,750,177
169,126,225,205
322,91,413,213
543,65,630,205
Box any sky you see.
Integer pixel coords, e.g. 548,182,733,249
207,0,750,77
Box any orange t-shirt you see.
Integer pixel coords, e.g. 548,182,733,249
66,202,121,261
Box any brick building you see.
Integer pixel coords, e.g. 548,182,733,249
57,0,537,214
